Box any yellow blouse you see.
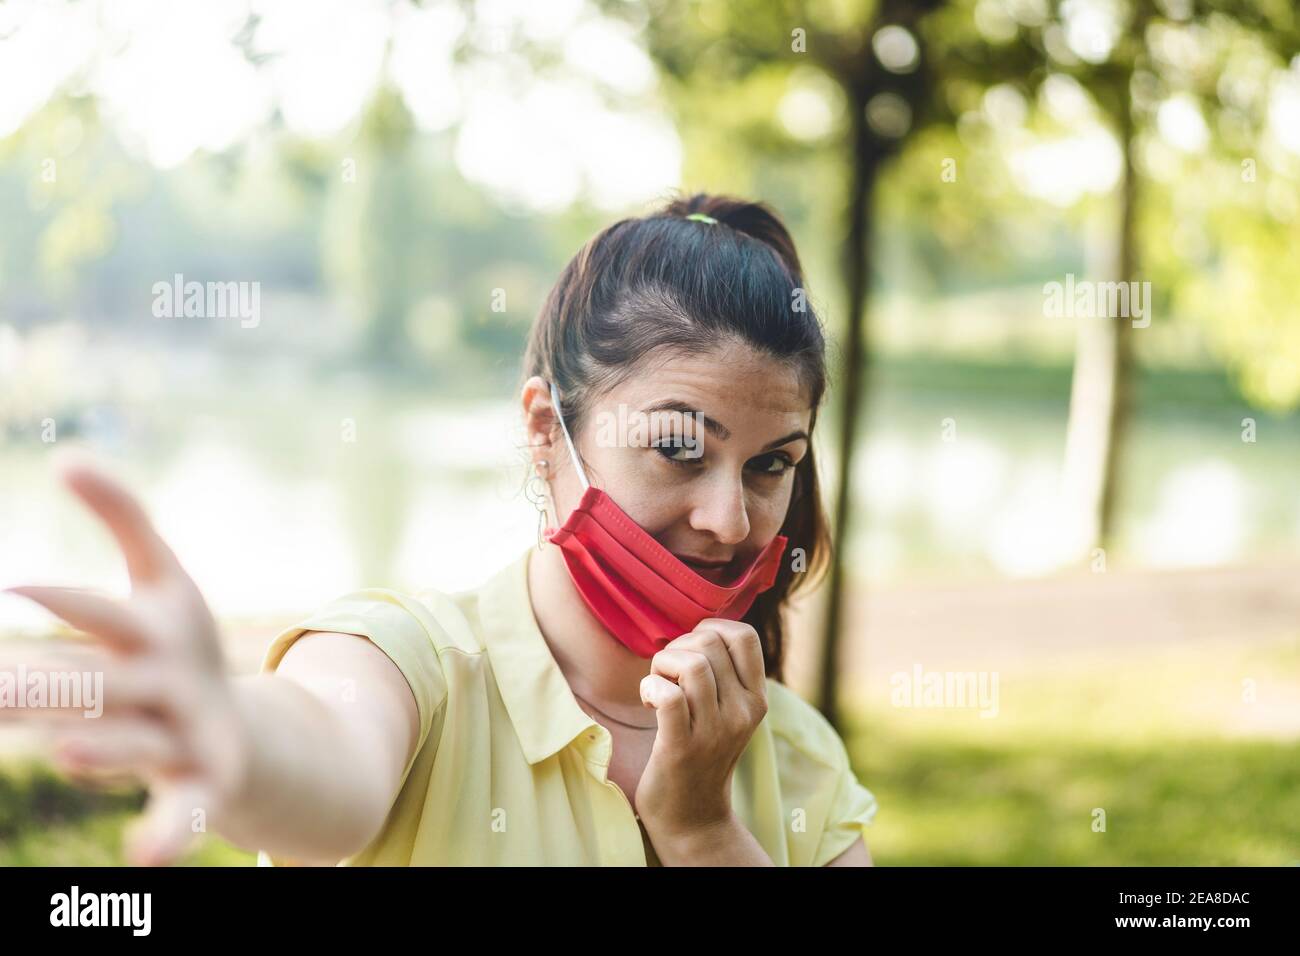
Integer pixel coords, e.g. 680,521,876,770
255,546,877,866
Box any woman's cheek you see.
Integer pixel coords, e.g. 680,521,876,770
621,477,686,530
747,483,792,535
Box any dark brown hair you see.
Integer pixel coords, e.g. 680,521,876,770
521,191,831,682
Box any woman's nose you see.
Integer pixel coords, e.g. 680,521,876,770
687,472,751,545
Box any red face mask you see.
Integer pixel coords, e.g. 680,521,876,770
542,382,789,658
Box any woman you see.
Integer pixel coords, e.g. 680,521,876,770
3,192,877,866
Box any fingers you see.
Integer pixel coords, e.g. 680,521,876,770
664,626,742,704
639,673,689,743
0,646,184,729
55,762,141,793
649,648,719,728
695,618,766,694
0,641,117,724
55,455,180,588
0,639,115,674
125,777,213,867
51,714,189,778
2,587,150,654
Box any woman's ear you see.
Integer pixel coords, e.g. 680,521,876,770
521,375,557,465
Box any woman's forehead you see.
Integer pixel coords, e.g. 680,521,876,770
598,351,811,427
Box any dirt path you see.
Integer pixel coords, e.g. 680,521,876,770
781,559,1300,696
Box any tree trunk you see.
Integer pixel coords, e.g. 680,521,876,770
1099,91,1138,549
817,92,878,730
1059,85,1137,561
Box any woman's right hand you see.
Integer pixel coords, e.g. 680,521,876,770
1,455,249,866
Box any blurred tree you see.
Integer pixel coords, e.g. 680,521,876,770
1142,2,1300,413
0,94,145,316
924,0,1300,557
1045,0,1299,557
326,80,423,368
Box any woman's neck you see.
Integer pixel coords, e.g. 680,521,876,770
525,544,654,719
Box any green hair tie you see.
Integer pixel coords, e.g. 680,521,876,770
685,212,718,224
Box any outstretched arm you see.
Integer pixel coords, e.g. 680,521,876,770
2,456,418,865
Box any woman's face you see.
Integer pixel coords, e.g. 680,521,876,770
534,342,812,585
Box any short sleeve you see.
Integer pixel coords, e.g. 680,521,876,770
811,748,879,867
254,588,449,867
763,680,879,867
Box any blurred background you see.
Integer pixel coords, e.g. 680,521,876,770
0,0,1297,865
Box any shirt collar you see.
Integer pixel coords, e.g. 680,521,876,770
476,546,601,765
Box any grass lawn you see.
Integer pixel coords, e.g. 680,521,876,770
1,638,1295,866
841,639,1300,865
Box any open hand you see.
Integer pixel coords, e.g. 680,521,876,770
1,455,248,866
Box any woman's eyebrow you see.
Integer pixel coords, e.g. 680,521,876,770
762,430,808,451
641,399,730,440
641,399,808,451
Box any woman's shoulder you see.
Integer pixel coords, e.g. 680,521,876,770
268,549,531,666
256,557,521,729
262,584,485,668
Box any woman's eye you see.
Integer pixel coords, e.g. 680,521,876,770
750,453,794,475
653,439,694,463
652,444,795,474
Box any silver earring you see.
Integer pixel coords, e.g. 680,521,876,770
526,461,550,550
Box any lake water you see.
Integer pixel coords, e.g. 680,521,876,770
3,344,1299,629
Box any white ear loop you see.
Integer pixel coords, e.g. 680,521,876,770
548,380,590,491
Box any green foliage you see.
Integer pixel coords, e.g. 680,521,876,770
0,760,256,866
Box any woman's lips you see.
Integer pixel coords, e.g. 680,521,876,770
674,554,736,584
